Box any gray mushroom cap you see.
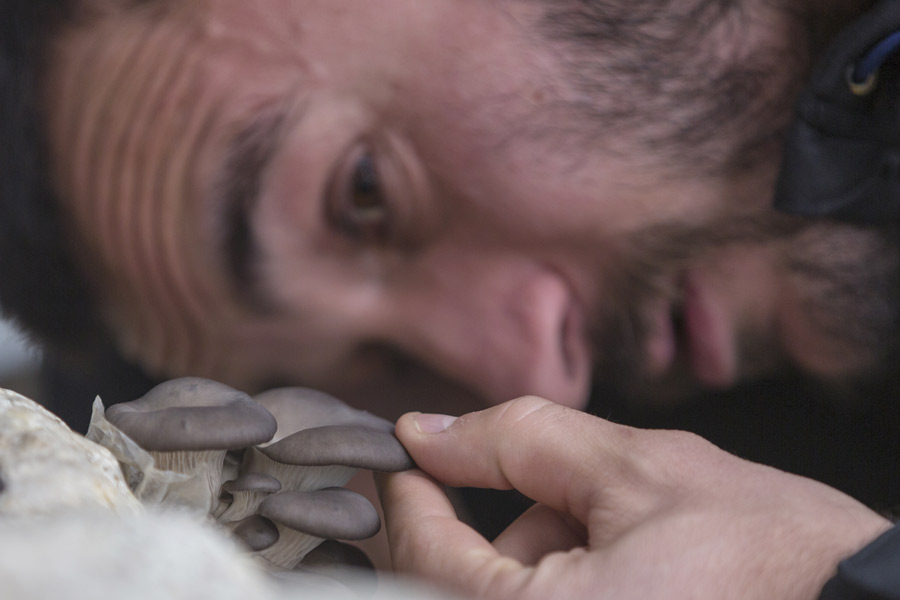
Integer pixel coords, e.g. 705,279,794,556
294,541,376,588
259,488,381,541
105,378,277,451
231,515,280,552
222,472,282,495
259,425,414,472
300,540,374,572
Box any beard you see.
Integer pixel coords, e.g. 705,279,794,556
524,0,900,406
589,213,900,407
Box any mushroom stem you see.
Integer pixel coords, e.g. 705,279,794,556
150,450,226,513
217,490,269,524
214,471,282,524
212,493,232,520
254,524,325,570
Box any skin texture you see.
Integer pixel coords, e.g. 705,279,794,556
34,0,900,594
39,0,897,419
379,397,893,599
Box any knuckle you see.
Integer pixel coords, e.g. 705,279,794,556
631,427,713,457
630,428,724,483
492,396,558,432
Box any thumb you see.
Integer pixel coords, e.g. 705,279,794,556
394,396,633,524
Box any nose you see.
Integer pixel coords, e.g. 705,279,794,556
379,251,592,409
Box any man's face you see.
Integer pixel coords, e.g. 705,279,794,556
42,0,893,417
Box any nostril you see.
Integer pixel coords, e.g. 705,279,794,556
505,266,592,406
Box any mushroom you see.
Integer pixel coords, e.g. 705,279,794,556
229,514,280,552
299,540,374,573
211,388,413,569
238,389,413,501
295,540,376,589
262,425,413,472
239,423,411,498
261,488,381,540
216,472,282,522
256,488,381,568
105,378,277,513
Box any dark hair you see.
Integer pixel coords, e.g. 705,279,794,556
532,0,875,176
0,0,103,354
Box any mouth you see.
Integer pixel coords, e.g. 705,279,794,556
644,272,737,389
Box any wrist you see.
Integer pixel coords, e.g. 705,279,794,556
819,522,900,600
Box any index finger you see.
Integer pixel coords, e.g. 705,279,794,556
377,469,530,596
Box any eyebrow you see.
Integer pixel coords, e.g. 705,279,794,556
215,108,288,313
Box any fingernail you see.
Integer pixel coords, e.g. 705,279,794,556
414,413,457,434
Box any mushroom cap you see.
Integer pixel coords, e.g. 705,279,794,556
259,425,414,472
231,515,280,552
105,378,277,451
252,388,394,442
259,488,381,541
222,472,282,495
300,540,374,572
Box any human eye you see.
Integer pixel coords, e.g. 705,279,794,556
326,146,392,243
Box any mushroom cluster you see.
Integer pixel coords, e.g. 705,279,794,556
98,378,413,571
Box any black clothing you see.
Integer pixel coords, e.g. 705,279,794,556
820,524,900,600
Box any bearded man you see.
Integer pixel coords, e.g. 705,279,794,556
2,0,900,597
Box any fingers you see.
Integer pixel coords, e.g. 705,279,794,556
394,396,637,523
492,503,587,565
377,470,529,596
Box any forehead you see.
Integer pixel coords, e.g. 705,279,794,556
63,1,547,85
48,0,559,185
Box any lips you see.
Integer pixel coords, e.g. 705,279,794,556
644,272,738,389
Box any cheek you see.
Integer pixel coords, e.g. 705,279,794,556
776,291,874,378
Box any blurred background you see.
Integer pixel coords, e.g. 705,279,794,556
0,316,42,399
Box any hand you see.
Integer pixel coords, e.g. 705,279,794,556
378,397,892,599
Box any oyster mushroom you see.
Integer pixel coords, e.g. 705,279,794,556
218,388,412,569
295,540,377,589
244,425,411,570
262,425,413,472
300,540,375,573
256,488,381,569
240,427,410,569
216,472,282,522
261,488,381,540
105,378,277,512
229,514,280,552
237,389,413,504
